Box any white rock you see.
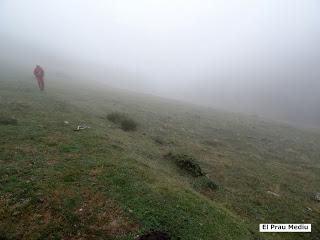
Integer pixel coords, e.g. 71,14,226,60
266,191,280,197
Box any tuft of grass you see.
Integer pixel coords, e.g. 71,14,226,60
165,152,204,177
107,112,137,131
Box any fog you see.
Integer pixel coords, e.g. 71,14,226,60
1,0,320,127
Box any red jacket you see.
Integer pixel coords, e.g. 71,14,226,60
34,66,44,78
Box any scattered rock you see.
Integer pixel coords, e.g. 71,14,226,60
136,231,170,240
266,191,280,197
306,207,312,212
74,123,91,131
64,121,69,124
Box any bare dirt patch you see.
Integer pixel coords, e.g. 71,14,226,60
74,189,139,237
0,186,139,239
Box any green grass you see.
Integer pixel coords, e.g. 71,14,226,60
0,75,319,239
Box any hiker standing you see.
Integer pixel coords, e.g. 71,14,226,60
33,65,45,91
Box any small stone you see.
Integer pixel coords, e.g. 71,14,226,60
266,191,280,197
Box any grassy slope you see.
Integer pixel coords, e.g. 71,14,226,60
0,74,319,240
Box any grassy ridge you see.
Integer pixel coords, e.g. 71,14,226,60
0,76,319,239
0,79,251,239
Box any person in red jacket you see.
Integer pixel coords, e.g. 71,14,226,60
33,65,45,91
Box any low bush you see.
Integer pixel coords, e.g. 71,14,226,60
107,112,137,131
107,112,126,124
121,118,137,131
165,152,204,177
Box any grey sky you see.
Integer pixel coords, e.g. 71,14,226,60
1,0,320,127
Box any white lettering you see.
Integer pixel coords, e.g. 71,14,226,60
260,224,311,232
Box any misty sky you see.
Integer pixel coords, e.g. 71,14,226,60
1,0,320,127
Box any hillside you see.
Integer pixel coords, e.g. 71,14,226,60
0,73,319,240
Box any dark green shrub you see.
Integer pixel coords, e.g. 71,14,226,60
121,118,137,131
107,112,126,124
107,112,137,131
206,179,219,190
165,152,204,177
